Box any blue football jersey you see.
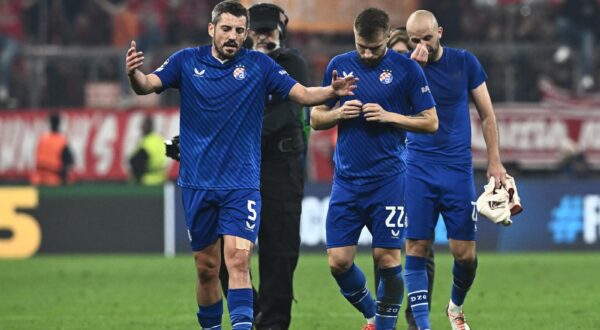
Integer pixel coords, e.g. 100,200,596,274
322,50,435,184
153,46,297,189
406,48,487,164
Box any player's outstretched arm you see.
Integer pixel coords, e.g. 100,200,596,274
363,103,438,133
126,40,163,95
288,70,358,106
471,81,506,187
310,100,362,130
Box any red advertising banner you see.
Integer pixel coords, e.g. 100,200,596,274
0,109,180,182
471,106,600,170
1,106,600,182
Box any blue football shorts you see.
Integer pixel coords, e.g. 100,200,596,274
405,161,477,241
326,174,406,249
181,187,261,251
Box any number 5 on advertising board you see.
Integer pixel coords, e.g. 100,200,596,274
0,187,40,258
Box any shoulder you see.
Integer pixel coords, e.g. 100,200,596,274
159,47,201,70
390,52,422,75
173,46,203,59
244,49,272,63
329,50,357,66
387,50,414,68
278,48,307,65
446,47,478,62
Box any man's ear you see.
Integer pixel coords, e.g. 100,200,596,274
208,23,215,38
438,26,443,40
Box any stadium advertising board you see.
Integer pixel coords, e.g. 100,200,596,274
2,178,599,258
0,109,180,182
172,180,600,253
0,185,164,258
1,107,599,182
471,106,600,170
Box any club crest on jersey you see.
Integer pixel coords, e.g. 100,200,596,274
233,65,247,80
380,70,393,84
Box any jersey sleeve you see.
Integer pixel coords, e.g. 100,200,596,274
405,61,436,114
321,58,337,108
464,50,488,91
262,54,298,100
153,49,185,93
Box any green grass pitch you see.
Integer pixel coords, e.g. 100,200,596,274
1,252,599,329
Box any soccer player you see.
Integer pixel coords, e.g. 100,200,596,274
386,28,436,330
125,1,357,329
218,3,310,330
403,10,507,330
311,8,438,330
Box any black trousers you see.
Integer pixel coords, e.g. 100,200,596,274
220,153,304,330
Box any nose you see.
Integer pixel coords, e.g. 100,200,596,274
226,30,237,40
363,49,373,58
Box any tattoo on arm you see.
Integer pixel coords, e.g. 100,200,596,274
408,113,426,119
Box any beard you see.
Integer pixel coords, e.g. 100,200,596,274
360,57,381,67
214,39,239,60
427,41,441,62
359,51,386,67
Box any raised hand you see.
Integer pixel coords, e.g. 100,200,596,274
411,43,429,67
126,40,144,76
331,70,358,97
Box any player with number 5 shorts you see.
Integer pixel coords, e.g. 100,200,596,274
124,1,357,329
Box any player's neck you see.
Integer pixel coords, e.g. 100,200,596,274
211,47,231,64
431,46,444,63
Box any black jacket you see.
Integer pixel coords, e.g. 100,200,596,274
262,48,309,140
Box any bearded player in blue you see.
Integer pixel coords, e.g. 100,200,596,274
311,8,438,330
403,10,507,330
124,1,357,329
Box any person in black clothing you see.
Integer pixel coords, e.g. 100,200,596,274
218,4,309,330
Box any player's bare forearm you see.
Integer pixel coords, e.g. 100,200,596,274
289,84,336,106
125,40,162,95
393,108,438,133
471,82,502,164
128,70,151,95
289,72,357,106
472,82,506,184
311,99,362,130
365,106,438,133
310,105,339,130
481,115,501,164
128,71,162,95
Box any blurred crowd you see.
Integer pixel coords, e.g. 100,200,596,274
0,0,599,108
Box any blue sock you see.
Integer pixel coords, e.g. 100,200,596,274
451,258,478,306
405,256,431,330
197,300,222,329
332,263,376,319
376,265,403,330
227,288,253,330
